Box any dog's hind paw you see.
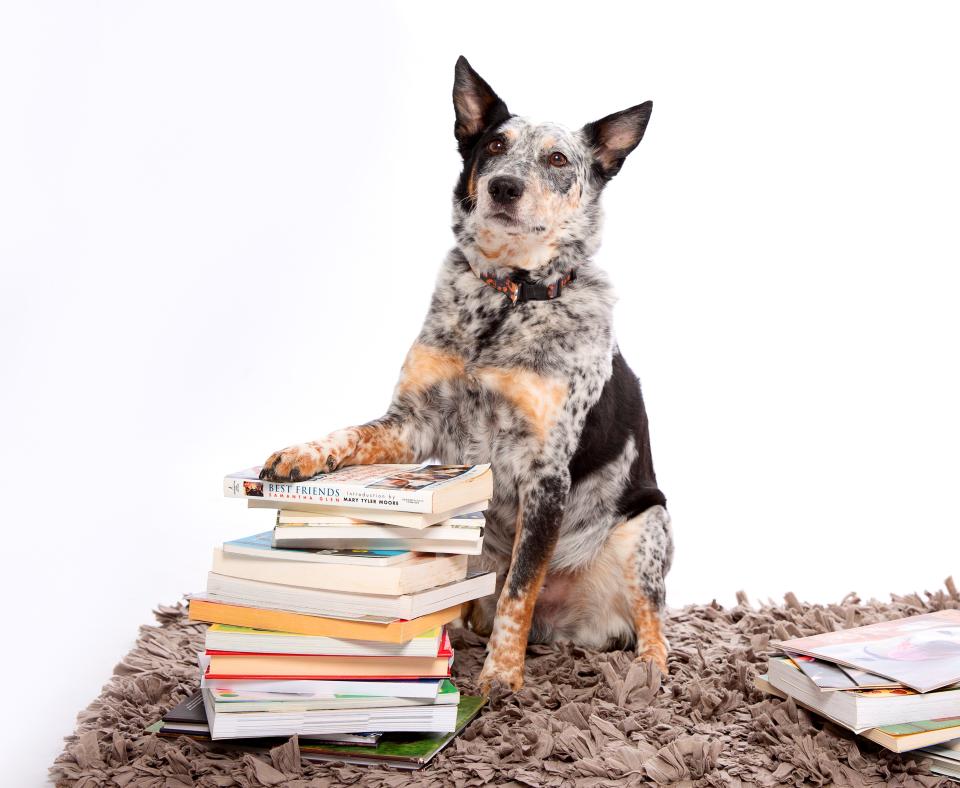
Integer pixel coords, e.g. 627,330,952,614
636,640,669,675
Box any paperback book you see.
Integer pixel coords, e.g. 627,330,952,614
197,569,496,621
188,597,463,641
754,674,960,752
251,499,489,529
148,692,487,770
223,532,410,566
226,463,492,516
273,511,485,555
768,656,960,730
211,548,468,595
203,623,448,657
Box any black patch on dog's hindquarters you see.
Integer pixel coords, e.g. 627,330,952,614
568,351,666,517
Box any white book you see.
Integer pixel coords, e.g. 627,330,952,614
769,657,960,731
224,532,411,565
251,499,489,529
200,676,447,699
203,623,445,657
211,548,467,595
273,531,485,556
202,689,458,739
276,510,485,531
225,463,492,515
203,570,496,621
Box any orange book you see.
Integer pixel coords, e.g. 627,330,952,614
205,646,453,679
188,598,461,644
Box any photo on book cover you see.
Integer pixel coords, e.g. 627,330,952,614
777,610,960,692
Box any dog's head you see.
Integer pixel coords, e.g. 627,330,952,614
451,56,652,276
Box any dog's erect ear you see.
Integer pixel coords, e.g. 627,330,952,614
453,56,510,158
581,101,653,180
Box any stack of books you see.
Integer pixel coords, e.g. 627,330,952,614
151,462,496,770
755,609,960,778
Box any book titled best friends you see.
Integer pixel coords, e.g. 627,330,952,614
225,463,492,515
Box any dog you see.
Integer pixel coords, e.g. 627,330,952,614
260,56,671,693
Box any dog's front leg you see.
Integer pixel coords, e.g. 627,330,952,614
260,416,417,481
478,469,569,694
260,341,461,481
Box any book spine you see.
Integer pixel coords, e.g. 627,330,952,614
224,475,434,513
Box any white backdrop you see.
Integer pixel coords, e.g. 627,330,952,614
2,1,958,782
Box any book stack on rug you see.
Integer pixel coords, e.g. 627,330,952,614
755,609,960,779
150,462,496,770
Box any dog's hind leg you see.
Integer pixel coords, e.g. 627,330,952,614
625,504,673,671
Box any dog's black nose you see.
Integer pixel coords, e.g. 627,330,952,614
488,176,524,204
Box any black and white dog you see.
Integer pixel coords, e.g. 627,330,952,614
261,57,671,693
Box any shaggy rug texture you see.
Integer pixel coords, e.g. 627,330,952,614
52,581,960,787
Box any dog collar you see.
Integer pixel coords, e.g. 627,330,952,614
476,269,577,305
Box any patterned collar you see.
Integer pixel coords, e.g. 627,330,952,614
476,268,577,305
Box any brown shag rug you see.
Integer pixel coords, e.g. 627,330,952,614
52,581,960,787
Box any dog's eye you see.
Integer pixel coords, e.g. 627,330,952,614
486,138,506,155
549,151,569,167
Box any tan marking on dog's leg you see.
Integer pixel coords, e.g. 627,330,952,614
477,368,567,441
349,421,415,465
263,419,415,481
478,513,551,693
631,591,668,672
395,343,465,397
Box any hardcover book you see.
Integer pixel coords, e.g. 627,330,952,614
225,463,492,517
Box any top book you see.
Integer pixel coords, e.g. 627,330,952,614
225,463,492,516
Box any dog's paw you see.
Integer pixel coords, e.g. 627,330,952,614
636,639,669,675
259,430,360,481
259,443,326,481
477,658,524,696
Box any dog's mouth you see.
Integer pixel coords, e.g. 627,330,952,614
488,210,520,226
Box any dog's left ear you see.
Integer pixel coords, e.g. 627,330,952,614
581,101,653,180
453,56,510,159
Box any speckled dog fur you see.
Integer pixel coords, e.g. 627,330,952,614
261,57,671,693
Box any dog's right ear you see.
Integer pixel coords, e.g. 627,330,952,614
453,56,510,159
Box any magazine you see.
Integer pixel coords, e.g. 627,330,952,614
774,610,960,693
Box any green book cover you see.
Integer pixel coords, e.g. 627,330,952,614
148,695,486,769
298,695,485,766
876,716,960,736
